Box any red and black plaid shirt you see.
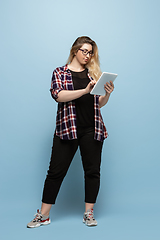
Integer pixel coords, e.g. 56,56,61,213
50,64,108,141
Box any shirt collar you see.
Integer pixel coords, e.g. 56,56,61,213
64,64,70,72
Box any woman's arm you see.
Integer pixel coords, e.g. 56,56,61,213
56,80,96,102
99,81,114,108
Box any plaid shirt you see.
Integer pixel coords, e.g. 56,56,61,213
50,64,108,141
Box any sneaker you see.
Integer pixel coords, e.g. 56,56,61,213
83,208,97,227
27,209,51,228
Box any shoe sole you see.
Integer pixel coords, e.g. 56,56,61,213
27,219,51,228
83,219,97,227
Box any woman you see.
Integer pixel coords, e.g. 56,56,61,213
27,36,114,228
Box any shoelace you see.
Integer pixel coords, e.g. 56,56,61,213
33,211,42,222
85,209,95,220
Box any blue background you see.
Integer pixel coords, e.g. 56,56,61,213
0,0,160,239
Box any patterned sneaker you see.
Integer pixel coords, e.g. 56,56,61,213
83,208,97,227
27,209,51,228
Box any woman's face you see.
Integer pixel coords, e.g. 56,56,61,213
75,43,93,66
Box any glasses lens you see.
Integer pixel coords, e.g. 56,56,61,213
80,49,94,56
89,52,94,56
83,50,88,55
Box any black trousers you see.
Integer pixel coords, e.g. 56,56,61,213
42,127,103,204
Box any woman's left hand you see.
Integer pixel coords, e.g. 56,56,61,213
99,81,114,108
104,81,114,94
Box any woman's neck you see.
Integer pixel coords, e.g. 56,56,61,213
68,58,85,72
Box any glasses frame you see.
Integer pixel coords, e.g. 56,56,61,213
79,49,94,57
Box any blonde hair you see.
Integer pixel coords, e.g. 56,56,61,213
67,36,102,81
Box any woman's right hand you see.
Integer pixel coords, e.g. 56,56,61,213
85,80,96,94
57,80,96,102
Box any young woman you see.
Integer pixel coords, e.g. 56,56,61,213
27,36,114,228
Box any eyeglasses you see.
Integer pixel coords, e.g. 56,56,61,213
79,49,94,57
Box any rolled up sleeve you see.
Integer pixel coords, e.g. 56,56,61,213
50,70,64,100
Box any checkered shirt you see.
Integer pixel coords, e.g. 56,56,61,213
50,64,108,141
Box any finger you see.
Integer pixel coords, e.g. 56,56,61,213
105,82,114,90
110,81,114,87
106,81,113,87
104,85,111,92
105,83,112,89
91,81,96,86
104,85,113,93
110,81,114,89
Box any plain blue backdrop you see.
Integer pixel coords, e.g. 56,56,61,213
0,0,160,239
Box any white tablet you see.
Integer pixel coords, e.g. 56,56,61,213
90,72,118,96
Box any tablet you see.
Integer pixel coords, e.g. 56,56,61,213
90,72,118,96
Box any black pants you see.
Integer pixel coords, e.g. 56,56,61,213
42,127,103,204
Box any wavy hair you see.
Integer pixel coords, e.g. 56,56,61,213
67,36,102,81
